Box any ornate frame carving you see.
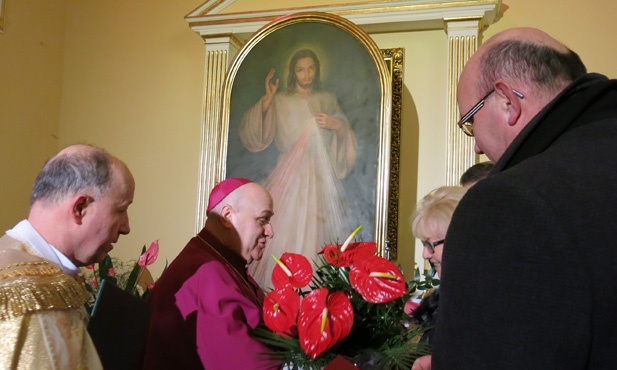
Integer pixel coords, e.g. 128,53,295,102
0,0,6,33
381,47,404,260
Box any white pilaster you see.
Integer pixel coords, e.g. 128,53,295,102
195,35,242,232
444,18,482,186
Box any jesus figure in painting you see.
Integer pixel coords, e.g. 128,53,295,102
240,48,357,288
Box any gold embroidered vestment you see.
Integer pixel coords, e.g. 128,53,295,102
0,235,102,370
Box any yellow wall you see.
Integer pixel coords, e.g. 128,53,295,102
370,31,448,276
58,0,206,277
0,0,66,231
485,1,617,77
1,0,617,279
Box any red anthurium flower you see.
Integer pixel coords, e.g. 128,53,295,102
340,225,363,252
271,253,313,289
263,286,301,336
298,288,354,359
349,256,406,303
322,241,376,268
320,226,376,267
138,240,160,268
321,244,341,263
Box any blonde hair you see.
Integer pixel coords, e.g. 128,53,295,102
410,186,467,241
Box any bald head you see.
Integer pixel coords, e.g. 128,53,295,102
228,182,258,204
467,27,587,100
210,182,272,216
206,182,274,264
483,27,569,52
457,27,587,161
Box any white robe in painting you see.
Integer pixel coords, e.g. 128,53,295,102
240,90,357,288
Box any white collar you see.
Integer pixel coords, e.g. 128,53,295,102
6,219,79,276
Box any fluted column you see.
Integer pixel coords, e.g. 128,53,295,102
444,19,482,186
195,35,242,232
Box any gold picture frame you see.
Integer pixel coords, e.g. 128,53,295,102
0,0,6,33
381,47,404,261
205,12,396,283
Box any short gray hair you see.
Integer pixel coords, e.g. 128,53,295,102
30,145,114,205
478,40,587,96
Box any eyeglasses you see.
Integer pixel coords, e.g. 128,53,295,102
457,89,495,137
422,239,444,253
457,88,525,137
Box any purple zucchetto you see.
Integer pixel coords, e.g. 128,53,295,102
206,178,253,213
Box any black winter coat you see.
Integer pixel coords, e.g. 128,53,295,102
433,74,617,369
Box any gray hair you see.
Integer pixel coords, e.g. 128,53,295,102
30,145,114,205
478,40,587,96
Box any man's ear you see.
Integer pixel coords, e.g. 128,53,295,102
71,195,92,225
495,80,522,126
219,204,234,228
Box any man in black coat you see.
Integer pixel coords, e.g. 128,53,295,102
432,27,617,369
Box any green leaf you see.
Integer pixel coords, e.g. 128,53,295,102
124,262,142,296
251,326,332,369
84,282,94,294
377,341,432,369
98,255,112,280
98,255,117,285
141,288,152,301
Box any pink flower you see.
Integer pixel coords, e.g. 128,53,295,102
90,279,99,289
138,240,160,268
147,282,155,290
85,264,94,269
108,268,115,277
404,300,420,315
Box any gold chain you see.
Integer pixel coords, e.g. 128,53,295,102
196,234,262,309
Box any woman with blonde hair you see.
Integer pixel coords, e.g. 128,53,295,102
409,186,467,370
411,186,467,278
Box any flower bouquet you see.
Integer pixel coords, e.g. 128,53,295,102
253,226,432,370
81,240,163,311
